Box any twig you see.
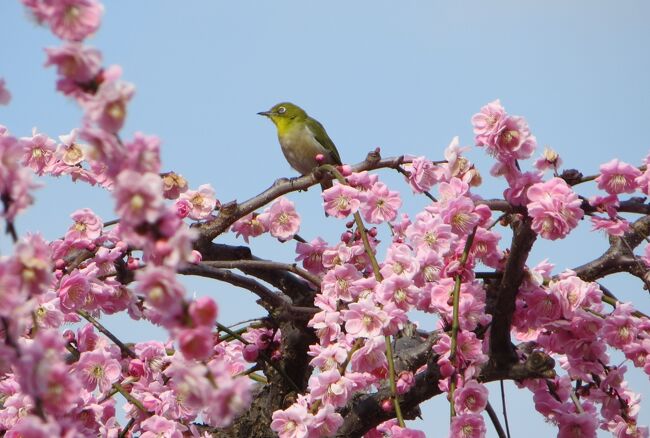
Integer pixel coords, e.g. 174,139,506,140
77,310,136,358
485,401,508,438
201,260,321,288
180,264,290,309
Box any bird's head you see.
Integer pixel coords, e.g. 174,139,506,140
257,102,307,128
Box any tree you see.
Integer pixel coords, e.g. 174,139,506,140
0,1,648,437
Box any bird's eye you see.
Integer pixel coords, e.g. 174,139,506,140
277,106,286,114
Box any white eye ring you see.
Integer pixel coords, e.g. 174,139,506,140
277,106,286,114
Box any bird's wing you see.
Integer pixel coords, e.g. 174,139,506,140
305,117,342,165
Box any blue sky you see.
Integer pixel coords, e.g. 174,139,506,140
1,1,649,436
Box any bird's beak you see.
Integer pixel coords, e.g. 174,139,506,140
257,110,271,117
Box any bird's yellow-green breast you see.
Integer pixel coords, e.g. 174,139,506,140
258,102,342,177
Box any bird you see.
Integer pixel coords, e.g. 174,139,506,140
258,102,342,190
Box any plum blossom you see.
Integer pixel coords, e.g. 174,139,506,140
295,237,328,275
449,413,486,438
140,415,186,438
21,130,56,175
114,170,164,225
308,368,357,408
343,298,387,338
47,0,104,41
360,182,402,224
85,80,135,132
231,212,268,242
44,44,102,98
179,184,217,220
258,196,301,241
161,171,188,199
271,403,311,438
322,183,362,218
596,159,641,195
454,380,489,413
65,208,102,242
56,128,86,165
75,349,121,392
405,156,440,193
526,177,584,240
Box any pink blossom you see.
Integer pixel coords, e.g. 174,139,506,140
343,298,387,338
65,207,102,242
114,170,164,225
123,133,162,174
360,182,402,224
349,336,387,376
20,130,56,175
504,170,543,206
308,310,341,345
0,78,11,105
295,237,328,275
396,371,415,395
449,413,486,438
271,403,311,438
526,177,584,240
258,196,301,241
180,184,217,220
189,296,218,326
136,266,186,309
12,233,52,296
44,43,102,98
380,243,419,280
75,349,121,392
405,213,452,255
56,128,86,165
311,404,343,437
601,303,638,349
161,171,188,199
179,327,213,361
454,380,488,413
389,426,427,438
58,270,91,311
405,156,440,193
591,215,630,236
231,212,268,242
322,263,362,301
596,159,641,195
175,198,191,218
439,196,480,236
557,412,598,438
308,368,356,407
472,99,507,145
376,276,418,311
347,171,378,190
534,147,562,172
309,343,348,371
140,415,186,438
85,80,135,133
48,0,103,41
5,415,61,437
204,376,253,428
635,165,650,196
473,100,536,163
322,183,362,218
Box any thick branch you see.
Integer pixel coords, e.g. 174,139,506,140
195,242,317,306
573,215,650,283
180,264,290,309
485,216,537,370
